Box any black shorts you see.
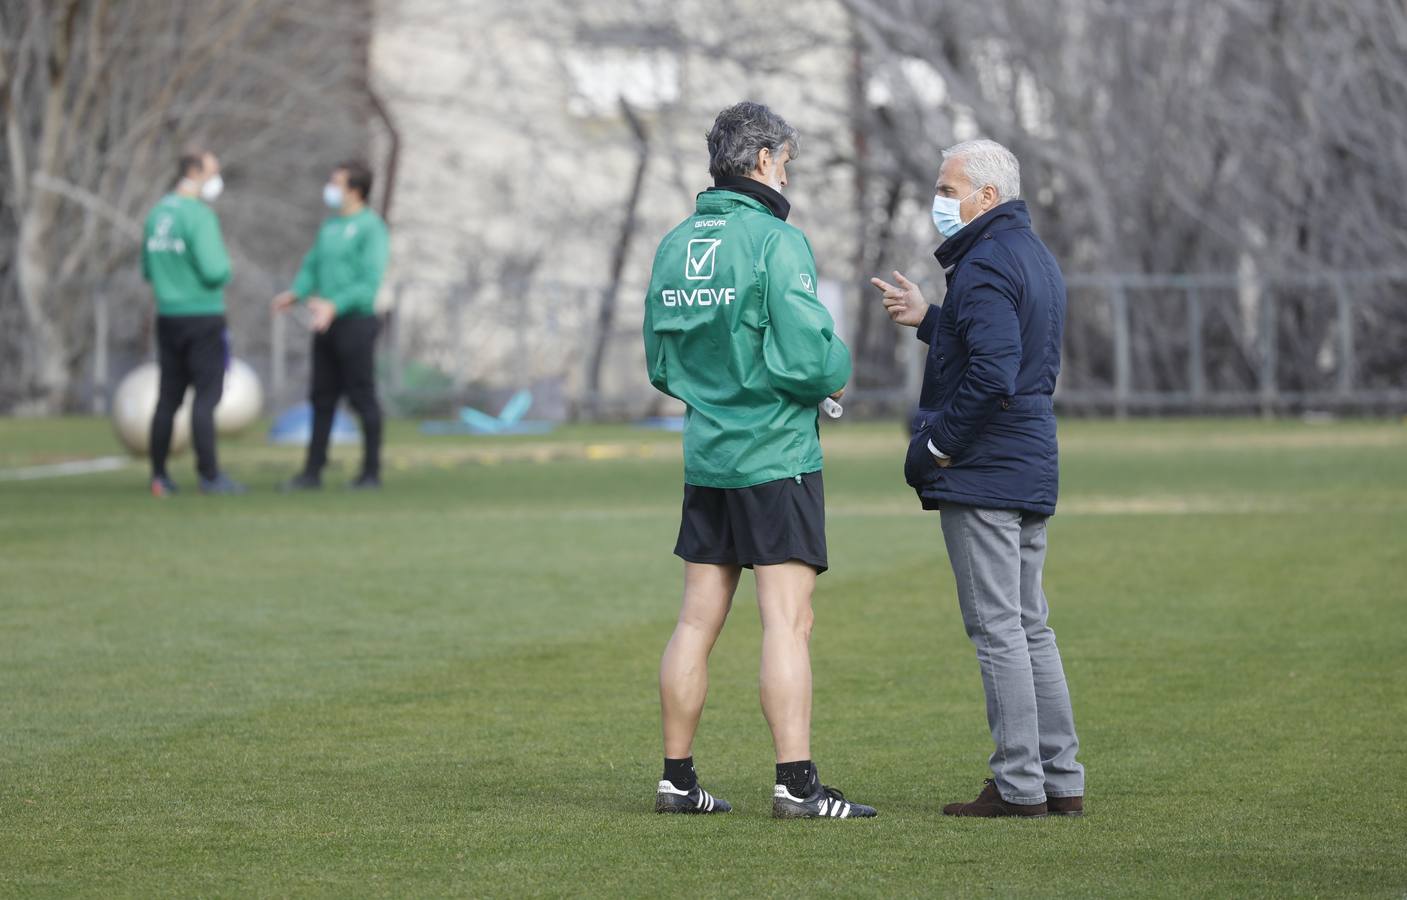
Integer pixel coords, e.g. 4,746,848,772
673,471,828,574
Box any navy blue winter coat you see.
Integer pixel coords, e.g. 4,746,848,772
905,200,1066,515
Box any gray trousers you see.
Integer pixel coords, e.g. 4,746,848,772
940,504,1085,804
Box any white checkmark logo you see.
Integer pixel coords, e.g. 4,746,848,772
686,239,721,280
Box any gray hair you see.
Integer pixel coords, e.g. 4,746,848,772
706,101,800,181
942,139,1021,202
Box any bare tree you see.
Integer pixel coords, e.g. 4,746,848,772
842,0,1407,401
0,0,376,413
584,97,651,416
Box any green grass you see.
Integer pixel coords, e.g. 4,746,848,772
2,416,1405,897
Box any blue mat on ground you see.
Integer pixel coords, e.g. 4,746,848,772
268,402,360,445
419,390,558,436
634,416,686,432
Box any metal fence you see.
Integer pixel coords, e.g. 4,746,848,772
1057,270,1407,416
85,270,1407,420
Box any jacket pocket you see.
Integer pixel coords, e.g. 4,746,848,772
903,428,942,489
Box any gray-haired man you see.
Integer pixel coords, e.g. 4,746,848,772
871,139,1085,817
645,101,876,820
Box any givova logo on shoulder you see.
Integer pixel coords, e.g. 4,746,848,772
661,238,736,308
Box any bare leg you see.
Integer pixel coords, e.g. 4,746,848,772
755,560,816,763
660,562,741,758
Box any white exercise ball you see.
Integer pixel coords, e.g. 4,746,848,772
215,358,263,435
111,362,191,457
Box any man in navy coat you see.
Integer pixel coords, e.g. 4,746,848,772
871,139,1085,818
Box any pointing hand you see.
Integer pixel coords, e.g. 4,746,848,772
870,270,930,327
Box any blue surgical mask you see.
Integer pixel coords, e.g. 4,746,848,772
931,188,981,238
323,183,344,210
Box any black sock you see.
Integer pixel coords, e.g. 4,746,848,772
776,760,814,796
663,757,697,791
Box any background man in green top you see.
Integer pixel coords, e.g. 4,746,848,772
273,160,390,490
141,149,245,496
643,102,876,819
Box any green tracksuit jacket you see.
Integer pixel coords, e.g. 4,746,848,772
141,194,232,316
290,207,390,316
643,189,851,488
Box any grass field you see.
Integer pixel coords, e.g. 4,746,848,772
2,416,1405,898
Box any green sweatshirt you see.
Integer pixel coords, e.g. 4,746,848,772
290,207,390,316
141,193,232,316
643,190,852,488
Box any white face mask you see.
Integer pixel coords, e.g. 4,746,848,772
931,187,982,238
199,174,224,202
323,183,345,210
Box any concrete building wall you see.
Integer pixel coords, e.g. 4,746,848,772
371,0,857,415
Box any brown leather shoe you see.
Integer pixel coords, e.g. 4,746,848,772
942,779,1048,818
1047,795,1084,817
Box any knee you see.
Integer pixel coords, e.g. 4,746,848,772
1024,618,1056,648
971,609,1025,648
155,378,185,408
192,389,222,417
348,386,380,413
154,391,186,416
678,599,731,635
766,604,813,642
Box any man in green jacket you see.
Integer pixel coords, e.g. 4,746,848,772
643,101,876,819
141,148,245,496
273,160,390,490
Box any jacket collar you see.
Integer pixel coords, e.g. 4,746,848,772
702,175,791,221
934,200,1030,268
